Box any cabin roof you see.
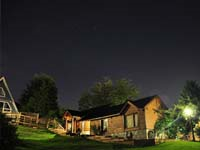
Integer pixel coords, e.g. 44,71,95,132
129,95,158,108
66,109,82,116
65,95,162,120
80,103,125,120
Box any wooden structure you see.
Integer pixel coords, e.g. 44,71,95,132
18,112,39,126
63,95,167,139
0,76,39,127
0,76,19,114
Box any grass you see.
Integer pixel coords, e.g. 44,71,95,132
16,126,113,150
16,126,200,150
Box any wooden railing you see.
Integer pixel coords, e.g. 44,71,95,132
18,112,39,127
4,112,39,127
3,112,65,130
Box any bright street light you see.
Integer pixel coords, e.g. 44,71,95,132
183,107,194,118
183,106,196,141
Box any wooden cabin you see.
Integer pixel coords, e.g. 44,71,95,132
0,76,18,114
63,95,167,139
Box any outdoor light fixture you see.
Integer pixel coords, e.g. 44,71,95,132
182,105,196,141
183,107,194,118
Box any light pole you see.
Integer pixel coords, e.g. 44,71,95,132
183,107,195,141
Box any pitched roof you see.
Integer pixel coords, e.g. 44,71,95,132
65,95,161,120
0,77,13,100
66,109,82,116
0,76,19,113
81,103,125,120
130,95,158,108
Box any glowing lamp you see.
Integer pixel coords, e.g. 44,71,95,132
183,107,193,118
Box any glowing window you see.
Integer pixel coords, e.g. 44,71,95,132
125,113,139,128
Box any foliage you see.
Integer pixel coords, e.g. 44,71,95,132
172,80,200,138
78,78,139,110
0,113,18,150
179,80,200,106
178,80,200,119
195,127,200,140
19,73,59,117
154,110,178,139
111,79,139,105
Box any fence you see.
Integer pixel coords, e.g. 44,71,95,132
4,112,39,127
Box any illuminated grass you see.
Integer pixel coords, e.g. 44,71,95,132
17,126,56,141
126,141,200,150
16,126,200,150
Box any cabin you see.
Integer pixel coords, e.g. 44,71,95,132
0,76,18,114
63,95,167,139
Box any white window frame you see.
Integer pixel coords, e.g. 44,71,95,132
0,87,6,97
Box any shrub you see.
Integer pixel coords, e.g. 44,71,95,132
195,127,200,141
0,113,18,150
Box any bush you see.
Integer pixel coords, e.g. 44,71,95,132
0,113,18,150
195,126,200,141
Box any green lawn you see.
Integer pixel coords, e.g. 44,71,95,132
16,126,200,150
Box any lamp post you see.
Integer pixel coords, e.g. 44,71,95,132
183,107,195,141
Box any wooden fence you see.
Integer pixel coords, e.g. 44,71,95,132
3,112,65,131
4,112,39,127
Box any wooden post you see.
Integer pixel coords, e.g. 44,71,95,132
74,118,76,133
66,119,68,132
72,117,74,133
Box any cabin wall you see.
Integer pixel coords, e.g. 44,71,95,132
124,104,146,130
90,115,124,136
107,115,124,135
90,119,101,135
64,113,81,133
80,120,90,135
123,103,147,139
145,97,162,130
89,104,147,139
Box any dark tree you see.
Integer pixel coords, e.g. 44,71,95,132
0,113,18,150
19,73,59,117
78,78,139,110
179,80,200,108
172,80,200,141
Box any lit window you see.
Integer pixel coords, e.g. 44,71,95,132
125,113,139,128
0,87,6,97
103,119,108,131
134,113,138,127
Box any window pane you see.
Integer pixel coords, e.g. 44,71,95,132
126,115,133,128
103,119,108,131
134,113,138,127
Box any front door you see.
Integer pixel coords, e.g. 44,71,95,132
100,119,108,134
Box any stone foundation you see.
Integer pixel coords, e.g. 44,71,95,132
111,129,147,139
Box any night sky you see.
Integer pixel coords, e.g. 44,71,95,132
1,0,200,109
